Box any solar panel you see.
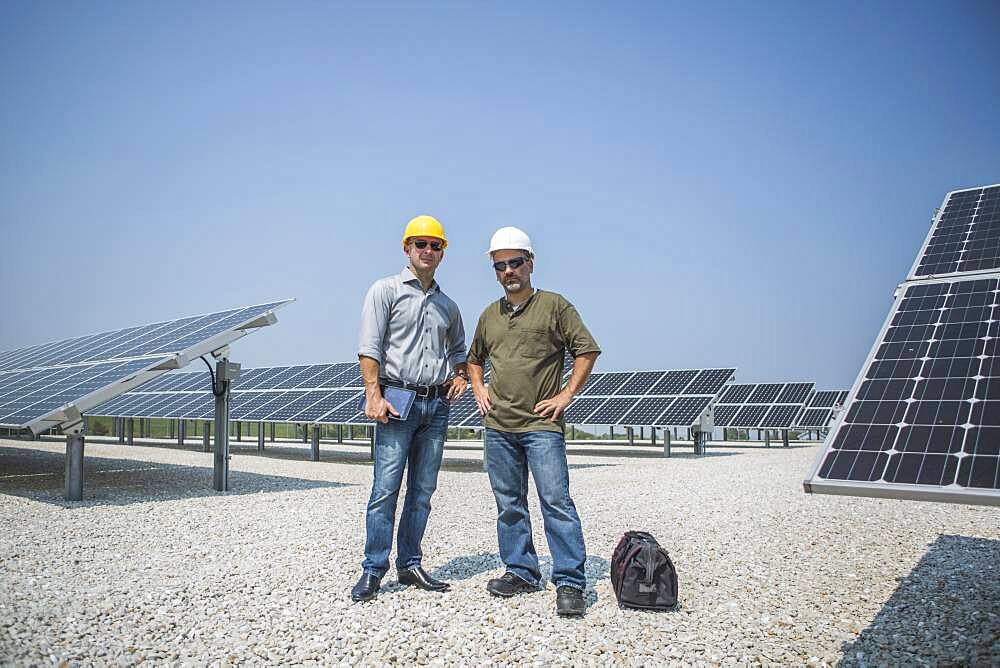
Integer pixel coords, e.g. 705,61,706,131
0,300,291,434
713,382,815,429
806,184,1000,506
911,185,1000,279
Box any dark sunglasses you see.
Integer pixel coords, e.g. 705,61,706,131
412,239,443,251
492,256,528,271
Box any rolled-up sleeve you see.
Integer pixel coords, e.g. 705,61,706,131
446,306,467,369
357,280,391,363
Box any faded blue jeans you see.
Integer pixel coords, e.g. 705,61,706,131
484,428,587,591
361,396,449,577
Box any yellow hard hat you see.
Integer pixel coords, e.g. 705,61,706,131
402,215,448,249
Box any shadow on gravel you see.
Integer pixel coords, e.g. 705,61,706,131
385,553,611,609
0,446,354,507
839,534,1000,667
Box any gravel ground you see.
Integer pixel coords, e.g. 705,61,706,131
1,436,997,666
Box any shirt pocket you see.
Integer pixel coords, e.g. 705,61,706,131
515,327,554,359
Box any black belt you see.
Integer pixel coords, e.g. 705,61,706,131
379,378,449,399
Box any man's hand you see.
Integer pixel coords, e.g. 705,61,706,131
447,376,468,401
534,390,573,422
472,383,492,416
364,390,399,424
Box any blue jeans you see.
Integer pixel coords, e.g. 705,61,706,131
361,396,449,577
484,428,587,590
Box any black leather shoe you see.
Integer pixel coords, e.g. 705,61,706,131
556,585,586,616
486,571,540,597
397,566,450,592
351,573,381,602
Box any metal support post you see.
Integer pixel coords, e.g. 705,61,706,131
609,425,614,440
270,422,275,442
302,425,308,444
627,426,634,446
311,426,320,461
203,422,211,452
213,372,231,492
663,430,671,457
178,420,185,446
782,429,789,447
570,425,575,440
118,418,125,444
337,424,343,443
127,418,134,445
65,432,85,501
639,426,644,440
651,427,656,446
169,420,175,440
764,431,771,448
236,421,242,442
693,430,706,456
258,422,265,452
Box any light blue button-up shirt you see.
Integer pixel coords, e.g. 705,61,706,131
357,266,467,387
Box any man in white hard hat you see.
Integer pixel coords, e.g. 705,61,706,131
351,215,469,602
466,226,601,616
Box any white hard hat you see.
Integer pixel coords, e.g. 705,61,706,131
486,226,534,256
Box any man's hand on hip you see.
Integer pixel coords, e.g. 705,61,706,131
534,390,573,421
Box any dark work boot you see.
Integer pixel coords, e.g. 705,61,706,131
486,571,540,597
397,566,450,592
351,573,381,602
555,586,586,616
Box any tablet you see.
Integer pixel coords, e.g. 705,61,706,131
358,385,417,421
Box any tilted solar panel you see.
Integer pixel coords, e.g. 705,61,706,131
807,184,1000,506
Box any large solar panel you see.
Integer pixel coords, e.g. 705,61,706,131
806,184,1000,506
0,301,291,434
713,382,815,428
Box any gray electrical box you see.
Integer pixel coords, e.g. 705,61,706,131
216,361,241,382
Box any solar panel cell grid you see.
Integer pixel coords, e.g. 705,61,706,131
563,398,607,423
613,371,665,396
287,390,359,422
620,397,675,425
719,384,755,404
650,370,698,395
685,369,736,395
659,396,712,425
584,373,633,396
748,384,784,404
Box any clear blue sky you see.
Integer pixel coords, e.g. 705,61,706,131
2,1,998,389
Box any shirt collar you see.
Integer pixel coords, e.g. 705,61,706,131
502,288,537,314
400,266,439,293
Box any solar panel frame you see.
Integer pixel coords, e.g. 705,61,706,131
805,274,1000,505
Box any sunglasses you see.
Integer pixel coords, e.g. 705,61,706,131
412,239,443,251
492,256,528,272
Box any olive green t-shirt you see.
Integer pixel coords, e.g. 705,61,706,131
467,290,601,433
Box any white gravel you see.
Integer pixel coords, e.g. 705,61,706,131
1,436,997,666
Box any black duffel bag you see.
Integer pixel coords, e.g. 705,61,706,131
611,530,679,611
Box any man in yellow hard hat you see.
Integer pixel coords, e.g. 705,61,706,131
351,215,469,603
467,226,601,616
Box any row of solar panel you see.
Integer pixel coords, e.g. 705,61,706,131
0,302,286,373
